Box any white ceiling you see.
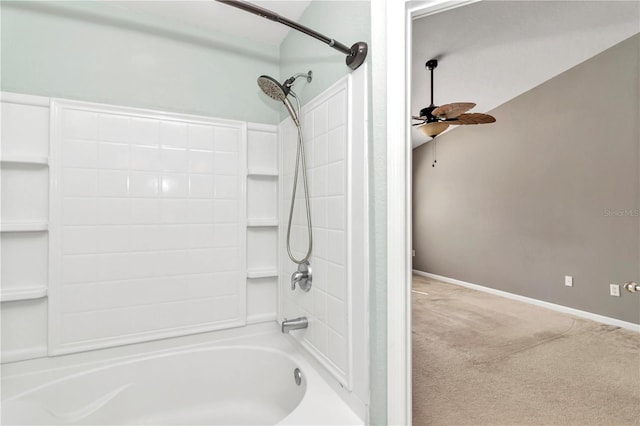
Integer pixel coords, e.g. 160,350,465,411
104,0,312,46
411,1,640,148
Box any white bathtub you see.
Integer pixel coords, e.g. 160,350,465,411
1,324,363,425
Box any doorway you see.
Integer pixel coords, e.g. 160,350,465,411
408,1,640,424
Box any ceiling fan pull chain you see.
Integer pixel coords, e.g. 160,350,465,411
432,138,437,167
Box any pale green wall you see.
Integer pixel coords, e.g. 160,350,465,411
279,1,371,116
1,1,280,123
369,1,387,424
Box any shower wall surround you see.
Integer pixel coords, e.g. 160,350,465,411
49,100,247,354
1,92,279,361
278,66,368,411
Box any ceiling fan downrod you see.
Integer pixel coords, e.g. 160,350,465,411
421,59,439,120
426,59,438,108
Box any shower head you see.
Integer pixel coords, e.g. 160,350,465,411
258,75,290,101
257,72,312,127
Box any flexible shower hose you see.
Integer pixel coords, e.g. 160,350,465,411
286,93,313,264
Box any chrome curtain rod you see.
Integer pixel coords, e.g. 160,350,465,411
216,0,368,70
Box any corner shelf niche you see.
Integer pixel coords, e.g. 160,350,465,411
247,176,277,223
245,125,279,325
1,92,51,364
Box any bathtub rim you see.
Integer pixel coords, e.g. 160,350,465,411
2,322,277,379
1,322,364,425
2,344,305,403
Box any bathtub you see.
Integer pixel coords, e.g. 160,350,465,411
1,323,363,425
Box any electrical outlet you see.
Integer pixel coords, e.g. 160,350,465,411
412,249,416,257
610,284,620,297
565,276,573,287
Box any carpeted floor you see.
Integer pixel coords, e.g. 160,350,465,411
412,274,640,426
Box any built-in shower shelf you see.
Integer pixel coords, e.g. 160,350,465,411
1,221,49,232
247,219,278,227
0,285,48,302
0,155,49,166
247,268,279,279
247,169,278,177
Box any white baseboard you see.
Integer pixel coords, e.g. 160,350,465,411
413,270,640,333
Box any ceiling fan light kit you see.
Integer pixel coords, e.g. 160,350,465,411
418,122,449,138
412,58,496,165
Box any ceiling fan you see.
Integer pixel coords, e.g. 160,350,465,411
412,59,496,166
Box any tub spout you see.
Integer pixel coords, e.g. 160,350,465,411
281,317,308,333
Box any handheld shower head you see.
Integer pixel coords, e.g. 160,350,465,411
258,75,290,101
257,72,312,128
257,72,314,265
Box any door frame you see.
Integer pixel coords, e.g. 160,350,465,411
385,2,481,424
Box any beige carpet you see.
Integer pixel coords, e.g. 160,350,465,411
412,274,640,426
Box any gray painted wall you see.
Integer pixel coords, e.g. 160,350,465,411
0,1,280,123
412,35,639,324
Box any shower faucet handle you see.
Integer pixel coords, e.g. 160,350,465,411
290,261,312,292
291,271,304,290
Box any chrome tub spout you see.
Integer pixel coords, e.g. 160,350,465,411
281,317,308,333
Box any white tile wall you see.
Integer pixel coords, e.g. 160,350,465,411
49,100,247,355
278,67,369,416
280,79,351,383
2,93,281,363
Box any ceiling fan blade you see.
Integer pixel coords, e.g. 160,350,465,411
447,113,496,125
432,102,476,119
417,122,449,138
412,115,427,126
